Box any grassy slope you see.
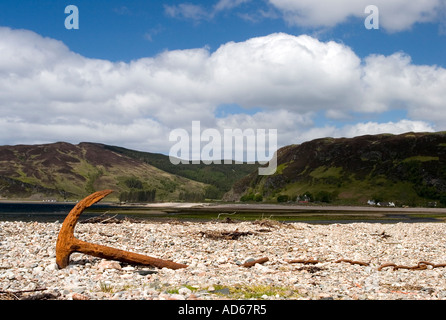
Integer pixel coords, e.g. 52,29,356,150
0,142,208,201
103,145,260,198
229,132,446,207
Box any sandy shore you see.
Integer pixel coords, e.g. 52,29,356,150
1,219,446,300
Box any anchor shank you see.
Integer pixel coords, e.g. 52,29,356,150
73,239,188,270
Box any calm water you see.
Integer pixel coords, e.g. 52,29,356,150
0,202,443,224
0,202,115,222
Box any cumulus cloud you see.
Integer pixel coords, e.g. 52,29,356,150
361,53,446,119
268,0,445,32
334,120,435,138
0,27,444,156
207,33,363,110
296,120,436,145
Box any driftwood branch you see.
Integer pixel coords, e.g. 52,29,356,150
0,287,47,294
378,261,446,271
81,211,119,224
285,259,320,265
241,257,269,268
0,287,51,300
335,259,370,266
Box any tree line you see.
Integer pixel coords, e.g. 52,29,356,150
119,189,156,203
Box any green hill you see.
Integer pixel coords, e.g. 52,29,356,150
0,142,204,201
103,144,259,199
225,132,446,207
0,142,259,202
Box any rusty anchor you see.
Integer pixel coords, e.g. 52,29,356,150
56,190,188,270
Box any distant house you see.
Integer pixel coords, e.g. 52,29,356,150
368,200,395,207
428,202,437,207
377,201,395,207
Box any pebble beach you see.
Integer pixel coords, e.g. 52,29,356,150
1,219,446,300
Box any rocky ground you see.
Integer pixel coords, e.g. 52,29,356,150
1,219,446,300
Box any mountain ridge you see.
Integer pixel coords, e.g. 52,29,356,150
0,142,206,201
4,131,446,206
225,131,446,207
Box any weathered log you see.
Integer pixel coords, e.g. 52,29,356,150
285,259,320,265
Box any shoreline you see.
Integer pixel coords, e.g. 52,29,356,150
2,198,446,215
145,202,446,213
2,201,446,224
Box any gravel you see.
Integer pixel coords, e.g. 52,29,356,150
1,219,446,300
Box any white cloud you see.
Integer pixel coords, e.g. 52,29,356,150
296,120,436,144
0,27,444,155
164,0,252,22
214,0,251,12
336,120,436,138
163,0,445,32
268,0,445,32
0,117,168,151
164,3,210,21
207,33,363,110
361,53,446,119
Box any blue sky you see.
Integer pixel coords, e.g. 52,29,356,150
0,0,445,158
1,1,444,65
